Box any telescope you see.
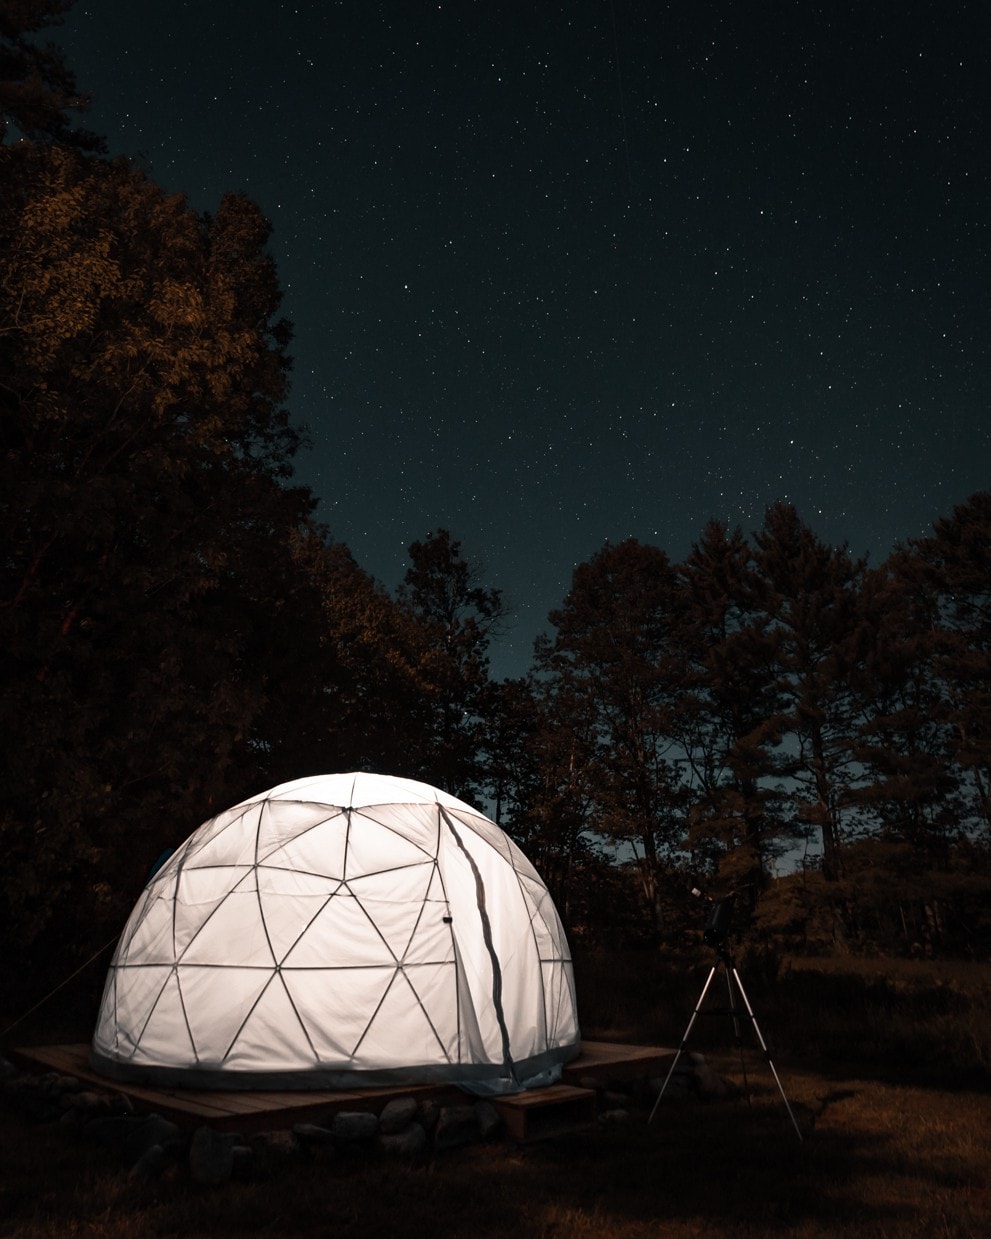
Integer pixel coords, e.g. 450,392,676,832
654,883,803,1141
690,885,736,953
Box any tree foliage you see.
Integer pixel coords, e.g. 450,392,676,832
2,5,989,966
0,0,103,149
504,502,991,954
532,540,686,935
848,564,962,863
676,519,794,902
0,142,313,945
396,529,506,800
897,494,991,833
749,502,872,878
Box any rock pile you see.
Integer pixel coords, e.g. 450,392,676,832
0,1053,507,1184
0,1051,734,1186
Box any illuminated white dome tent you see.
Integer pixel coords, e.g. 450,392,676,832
91,773,580,1091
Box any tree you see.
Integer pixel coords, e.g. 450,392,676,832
258,529,435,785
396,529,505,800
487,671,608,933
750,503,872,881
894,493,991,836
484,675,544,830
534,539,685,938
0,0,103,149
848,562,961,864
0,142,312,948
676,520,797,904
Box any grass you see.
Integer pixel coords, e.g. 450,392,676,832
573,947,991,1088
2,949,989,1238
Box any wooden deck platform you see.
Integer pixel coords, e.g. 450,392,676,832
9,1040,675,1135
491,1084,598,1142
562,1039,676,1085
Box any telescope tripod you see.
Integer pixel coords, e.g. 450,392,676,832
648,946,804,1142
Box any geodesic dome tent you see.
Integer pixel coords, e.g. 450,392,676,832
90,773,580,1092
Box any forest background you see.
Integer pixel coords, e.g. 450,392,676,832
2,2,989,1006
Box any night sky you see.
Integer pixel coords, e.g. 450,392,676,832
56,1,989,677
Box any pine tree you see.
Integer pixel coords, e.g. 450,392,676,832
849,563,961,863
676,520,797,903
396,530,505,801
750,503,872,880
534,539,685,937
494,670,608,930
0,0,104,149
895,493,991,836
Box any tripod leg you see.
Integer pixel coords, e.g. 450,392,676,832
723,960,744,1047
731,966,804,1143
648,964,720,1124
723,963,751,1101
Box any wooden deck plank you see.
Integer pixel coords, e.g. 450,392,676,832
564,1039,675,1083
8,1044,465,1131
491,1084,593,1111
10,1039,674,1133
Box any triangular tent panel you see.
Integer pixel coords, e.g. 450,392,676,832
91,772,580,1091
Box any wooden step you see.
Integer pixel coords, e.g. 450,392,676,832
562,1039,676,1085
490,1083,597,1143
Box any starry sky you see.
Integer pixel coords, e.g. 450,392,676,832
55,1,989,677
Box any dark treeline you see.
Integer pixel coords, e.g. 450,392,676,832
506,507,991,958
2,3,988,983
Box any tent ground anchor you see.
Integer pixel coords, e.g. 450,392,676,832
647,947,804,1143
